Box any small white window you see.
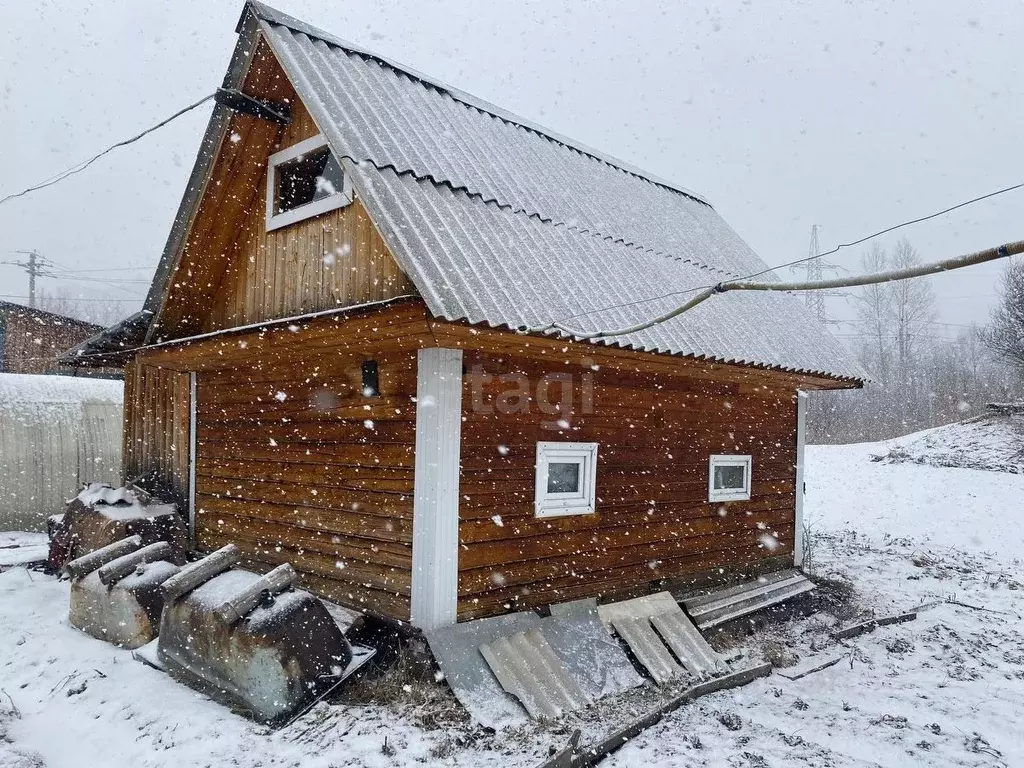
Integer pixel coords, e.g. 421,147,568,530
708,455,752,502
535,441,598,518
266,134,351,231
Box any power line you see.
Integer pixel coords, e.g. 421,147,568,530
543,239,1024,340
0,93,215,208
0,251,58,307
742,181,1024,282
544,180,1024,328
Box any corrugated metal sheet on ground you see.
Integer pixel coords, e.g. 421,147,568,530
597,592,679,631
425,612,541,728
480,628,591,720
600,591,727,682
247,5,867,381
610,616,682,684
539,610,645,699
650,611,728,678
681,569,816,630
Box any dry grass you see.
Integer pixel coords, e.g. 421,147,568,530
334,645,470,733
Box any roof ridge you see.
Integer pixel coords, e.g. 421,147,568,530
244,1,711,208
350,160,739,280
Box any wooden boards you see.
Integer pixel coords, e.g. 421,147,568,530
123,360,191,503
454,346,801,619
153,39,416,340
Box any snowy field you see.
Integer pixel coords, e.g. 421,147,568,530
1,436,1023,767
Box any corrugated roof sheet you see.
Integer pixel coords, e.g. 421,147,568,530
249,3,866,381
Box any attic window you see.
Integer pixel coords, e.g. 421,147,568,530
266,135,351,231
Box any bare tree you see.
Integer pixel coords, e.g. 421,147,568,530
36,289,133,327
854,244,893,383
981,259,1024,372
887,238,937,378
807,240,1017,444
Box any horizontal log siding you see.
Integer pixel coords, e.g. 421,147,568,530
133,302,434,621
456,351,798,620
193,347,418,620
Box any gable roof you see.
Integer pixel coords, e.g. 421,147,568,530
142,1,866,383
0,300,103,332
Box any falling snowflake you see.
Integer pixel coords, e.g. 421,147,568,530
274,391,287,402
363,419,375,429
497,445,510,456
269,438,278,447
491,515,504,527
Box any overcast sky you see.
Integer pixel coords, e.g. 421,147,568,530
0,0,1020,336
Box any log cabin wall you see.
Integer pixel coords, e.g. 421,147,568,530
126,302,435,621
122,359,192,504
455,348,799,621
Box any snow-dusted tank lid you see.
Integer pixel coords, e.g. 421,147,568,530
77,483,137,508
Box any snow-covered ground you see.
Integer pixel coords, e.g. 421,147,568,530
877,412,1024,475
0,532,47,567
1,436,1023,767
806,438,1024,564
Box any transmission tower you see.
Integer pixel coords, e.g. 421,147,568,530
791,225,845,321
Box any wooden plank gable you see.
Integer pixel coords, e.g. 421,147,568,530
154,37,415,340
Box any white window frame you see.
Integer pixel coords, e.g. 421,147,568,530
535,441,598,518
708,454,752,502
265,134,352,232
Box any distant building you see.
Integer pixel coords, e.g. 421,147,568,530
0,301,108,376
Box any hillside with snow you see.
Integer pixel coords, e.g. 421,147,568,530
876,410,1024,475
1,426,1022,767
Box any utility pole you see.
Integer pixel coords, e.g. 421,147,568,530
3,250,56,308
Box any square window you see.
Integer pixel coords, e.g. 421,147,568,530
266,135,351,231
547,462,581,494
708,455,752,502
535,441,598,518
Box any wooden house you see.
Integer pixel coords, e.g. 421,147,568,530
0,301,105,376
69,2,865,630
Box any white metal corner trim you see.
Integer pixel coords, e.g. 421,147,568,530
188,371,198,549
411,348,464,630
794,390,808,567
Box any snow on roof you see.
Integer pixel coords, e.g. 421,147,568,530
138,2,866,382
0,373,122,405
251,4,866,381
